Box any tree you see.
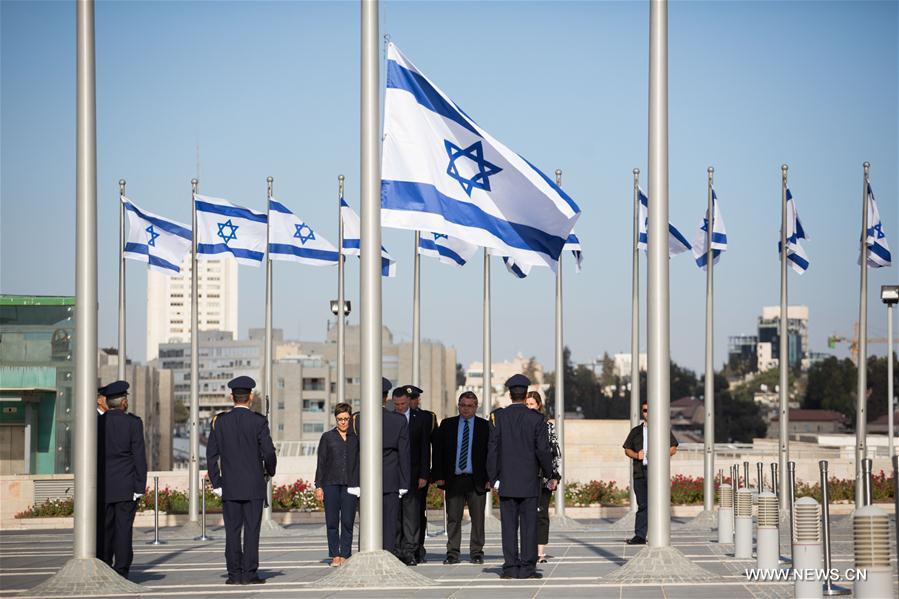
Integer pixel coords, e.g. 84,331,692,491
545,346,604,417
638,360,699,403
173,398,189,424
598,352,617,389
523,356,540,383
804,355,899,426
455,362,466,387
711,372,767,442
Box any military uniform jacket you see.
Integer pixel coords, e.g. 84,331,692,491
206,406,277,501
353,408,411,493
486,403,553,499
103,410,148,503
404,409,432,482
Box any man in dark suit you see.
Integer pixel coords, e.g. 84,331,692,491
352,378,410,555
487,374,554,580
207,376,277,585
408,386,437,562
95,385,109,561
432,391,490,564
392,385,431,565
100,380,147,578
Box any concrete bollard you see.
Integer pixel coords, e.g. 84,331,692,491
734,488,753,558
717,483,734,544
852,505,892,598
792,497,823,599
756,491,779,571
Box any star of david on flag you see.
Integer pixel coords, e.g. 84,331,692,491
418,231,479,268
381,42,580,272
692,189,728,269
195,194,267,266
637,188,692,257
778,188,810,274
122,196,191,275
268,199,338,266
860,182,891,268
340,199,396,277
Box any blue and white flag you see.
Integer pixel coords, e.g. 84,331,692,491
268,199,339,266
195,194,267,266
637,188,692,257
381,43,580,271
691,189,728,269
340,199,397,277
861,183,891,268
122,197,191,275
780,188,810,274
498,231,583,279
418,232,479,268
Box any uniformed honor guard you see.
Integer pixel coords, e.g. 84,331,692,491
391,385,431,565
100,380,147,578
408,385,437,562
206,376,277,585
487,374,555,580
95,385,108,561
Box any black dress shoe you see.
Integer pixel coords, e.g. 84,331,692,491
521,572,543,579
500,574,516,579
443,557,460,565
244,577,266,584
225,578,240,585
626,536,647,545
470,556,484,565
404,557,418,566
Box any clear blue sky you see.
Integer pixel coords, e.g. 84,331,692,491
2,1,896,374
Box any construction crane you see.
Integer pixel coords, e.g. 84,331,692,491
827,322,898,365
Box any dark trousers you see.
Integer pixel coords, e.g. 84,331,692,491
222,498,263,582
103,500,137,577
445,475,486,560
323,485,357,558
416,486,429,560
95,501,106,560
382,492,399,554
396,489,421,560
634,477,648,539
499,495,538,578
536,486,552,546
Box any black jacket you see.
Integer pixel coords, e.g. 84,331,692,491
314,428,360,488
402,408,432,482
623,423,679,480
103,409,148,503
486,403,553,498
353,408,411,493
431,415,489,493
206,406,277,500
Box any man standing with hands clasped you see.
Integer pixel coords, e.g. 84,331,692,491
206,376,277,585
622,400,678,545
487,374,555,580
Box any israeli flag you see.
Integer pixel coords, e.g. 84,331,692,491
637,188,692,257
691,189,728,269
780,188,810,274
861,183,891,268
497,232,583,279
195,194,267,266
122,197,191,275
340,199,397,277
381,43,580,272
268,199,338,266
418,232,479,268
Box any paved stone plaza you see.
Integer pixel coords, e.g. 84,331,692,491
1,516,895,598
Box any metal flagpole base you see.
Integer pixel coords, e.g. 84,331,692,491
165,520,210,540
602,545,720,584
312,550,436,588
259,517,294,537
18,558,142,597
550,513,585,530
677,508,717,531
822,585,852,596
606,508,637,532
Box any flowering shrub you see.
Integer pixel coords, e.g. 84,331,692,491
670,474,705,505
15,498,74,518
271,480,319,511
565,480,629,506
796,470,894,503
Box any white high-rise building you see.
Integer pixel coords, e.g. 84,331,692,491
146,256,238,360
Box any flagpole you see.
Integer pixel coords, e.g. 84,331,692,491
646,0,672,549
629,168,640,515
778,164,790,514
337,175,346,407
413,231,421,387
855,161,870,508
189,177,200,527
702,167,715,513
117,179,126,381
261,175,280,533
483,248,492,415
553,168,567,521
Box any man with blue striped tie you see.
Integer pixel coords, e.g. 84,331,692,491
432,391,490,565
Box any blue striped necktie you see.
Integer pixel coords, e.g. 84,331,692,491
458,419,470,471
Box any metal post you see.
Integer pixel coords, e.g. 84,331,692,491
359,0,383,553
74,0,98,558
189,178,200,525
646,0,672,549
554,168,567,520
757,462,764,492
412,231,421,387
788,461,796,546
892,455,898,558
337,175,346,407
197,477,210,541
820,460,850,595
703,167,715,512
862,458,872,507
148,476,164,545
743,461,750,489
629,167,641,515
483,249,492,416
856,162,870,508
771,463,778,494
262,176,275,528
117,179,126,381
888,302,894,458
779,164,790,515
